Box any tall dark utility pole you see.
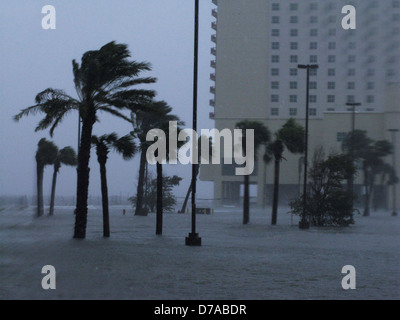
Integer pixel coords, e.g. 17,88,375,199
186,0,202,246
346,102,361,198
298,64,318,230
388,129,399,217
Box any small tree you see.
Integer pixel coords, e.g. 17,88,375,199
235,120,271,224
49,146,77,216
289,148,357,227
264,119,305,225
92,133,136,237
36,138,58,217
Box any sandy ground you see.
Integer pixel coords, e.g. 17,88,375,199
0,205,399,300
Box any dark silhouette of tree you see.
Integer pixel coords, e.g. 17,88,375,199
264,119,305,225
342,130,394,216
49,146,77,216
235,120,271,224
35,138,58,217
92,133,136,237
14,42,156,238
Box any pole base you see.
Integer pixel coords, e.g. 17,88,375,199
392,211,398,217
299,220,310,230
185,233,202,246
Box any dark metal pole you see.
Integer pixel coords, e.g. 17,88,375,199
186,0,201,246
298,64,318,229
388,129,399,216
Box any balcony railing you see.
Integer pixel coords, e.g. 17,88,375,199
210,86,216,94
211,21,217,30
211,34,217,43
212,8,218,18
211,47,217,56
210,73,216,81
209,112,215,119
209,99,215,107
210,60,216,68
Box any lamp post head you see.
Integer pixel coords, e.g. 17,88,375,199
297,64,319,69
388,129,399,133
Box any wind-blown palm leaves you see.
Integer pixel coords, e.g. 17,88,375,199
264,119,305,225
35,138,58,217
92,133,136,237
49,146,77,216
235,120,271,225
14,42,156,238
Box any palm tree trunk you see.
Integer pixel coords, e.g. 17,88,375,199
271,157,280,225
49,163,60,216
99,160,110,237
36,162,44,217
74,107,96,239
156,162,163,235
243,174,250,224
181,164,198,213
135,149,147,215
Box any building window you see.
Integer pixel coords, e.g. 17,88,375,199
290,16,298,23
393,13,399,21
349,42,356,49
289,108,297,116
271,68,279,76
367,82,375,90
328,55,336,63
348,82,355,90
310,82,317,89
310,29,318,37
290,3,298,11
290,68,298,76
272,29,280,37
271,94,279,102
310,55,318,63
367,69,375,76
329,29,336,36
329,16,336,23
367,95,375,103
327,95,335,103
328,68,335,76
328,82,335,90
328,42,336,50
271,108,279,116
337,132,347,142
310,42,318,50
272,55,280,63
290,55,298,63
290,95,297,103
310,16,318,23
290,29,298,37
309,108,317,116
290,42,298,50
309,95,317,103
290,81,298,89
348,69,355,76
272,3,280,11
310,69,317,76
394,1,400,8
272,42,280,50
272,16,280,24
271,81,279,89
348,55,356,63
347,95,355,103
310,3,319,10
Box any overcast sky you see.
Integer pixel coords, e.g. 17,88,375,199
0,0,215,199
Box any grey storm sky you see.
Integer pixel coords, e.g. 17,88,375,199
0,0,215,198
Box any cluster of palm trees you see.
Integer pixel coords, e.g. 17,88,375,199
14,41,185,239
235,118,305,226
34,138,77,217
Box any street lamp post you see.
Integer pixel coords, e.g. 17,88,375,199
297,64,318,230
388,129,399,217
346,102,361,198
186,0,202,246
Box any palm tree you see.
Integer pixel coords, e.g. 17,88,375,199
92,133,136,237
35,138,58,217
265,119,305,225
49,146,77,216
235,120,271,224
14,42,156,238
133,100,184,234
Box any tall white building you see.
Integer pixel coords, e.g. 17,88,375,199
202,0,400,210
